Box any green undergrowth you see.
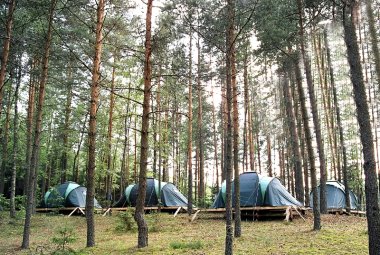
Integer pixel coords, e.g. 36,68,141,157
0,211,368,255
170,240,203,250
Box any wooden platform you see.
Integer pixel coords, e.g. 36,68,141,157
36,206,194,217
327,208,366,217
202,206,308,221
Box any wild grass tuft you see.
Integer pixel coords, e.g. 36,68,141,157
170,240,203,250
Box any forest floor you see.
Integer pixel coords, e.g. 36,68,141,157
0,209,368,255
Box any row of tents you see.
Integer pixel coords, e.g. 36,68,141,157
41,172,359,210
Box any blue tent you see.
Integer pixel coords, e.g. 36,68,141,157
41,181,101,208
212,172,302,208
310,180,359,210
113,178,188,207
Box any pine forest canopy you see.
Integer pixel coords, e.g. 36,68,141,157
1,0,380,253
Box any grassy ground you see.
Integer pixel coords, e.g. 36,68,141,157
0,210,368,255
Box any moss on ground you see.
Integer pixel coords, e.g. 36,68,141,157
0,211,368,255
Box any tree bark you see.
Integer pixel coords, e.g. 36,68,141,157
323,28,350,212
134,0,153,248
225,0,235,253
243,51,249,173
197,32,205,205
282,66,304,203
24,59,37,195
72,113,88,183
0,0,15,123
232,28,241,239
10,62,20,218
162,102,169,183
313,35,337,180
211,88,219,191
106,57,117,204
61,63,73,183
293,52,320,230
22,0,57,248
0,88,12,195
120,86,131,195
365,0,380,92
85,0,105,247
343,2,380,254
187,20,193,216
296,0,327,213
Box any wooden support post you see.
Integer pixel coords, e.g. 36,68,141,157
78,207,85,215
173,207,182,217
191,210,201,222
102,207,112,217
292,206,306,221
284,206,292,222
68,207,79,217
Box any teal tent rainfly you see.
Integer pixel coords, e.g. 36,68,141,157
309,180,359,210
41,181,102,208
113,178,188,207
212,172,302,208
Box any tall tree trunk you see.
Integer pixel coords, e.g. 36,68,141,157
61,65,73,183
162,103,169,183
365,0,380,92
293,53,321,230
232,32,241,238
248,94,255,171
0,0,15,123
156,68,162,184
72,113,88,182
197,32,205,205
225,0,235,253
256,133,261,173
323,27,350,211
343,2,380,254
313,35,337,180
282,67,304,203
41,115,53,197
296,0,327,213
211,88,219,191
22,0,57,248
120,86,131,195
293,81,307,202
134,0,153,248
152,99,157,178
106,57,116,204
85,0,105,247
10,62,20,218
134,105,138,182
0,88,12,194
267,135,272,177
187,20,193,216
120,114,130,196
24,59,37,195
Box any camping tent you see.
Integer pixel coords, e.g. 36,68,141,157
41,181,102,208
309,180,359,210
113,178,188,207
212,172,302,208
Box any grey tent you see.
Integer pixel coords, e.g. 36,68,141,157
41,181,102,208
309,180,359,210
212,172,302,208
113,178,188,207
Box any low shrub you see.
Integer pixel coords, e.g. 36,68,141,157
115,210,137,232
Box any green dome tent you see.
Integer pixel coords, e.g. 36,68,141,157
309,180,359,210
41,181,102,208
212,172,302,208
113,178,188,207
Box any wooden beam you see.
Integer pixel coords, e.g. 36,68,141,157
173,207,182,217
68,207,79,217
